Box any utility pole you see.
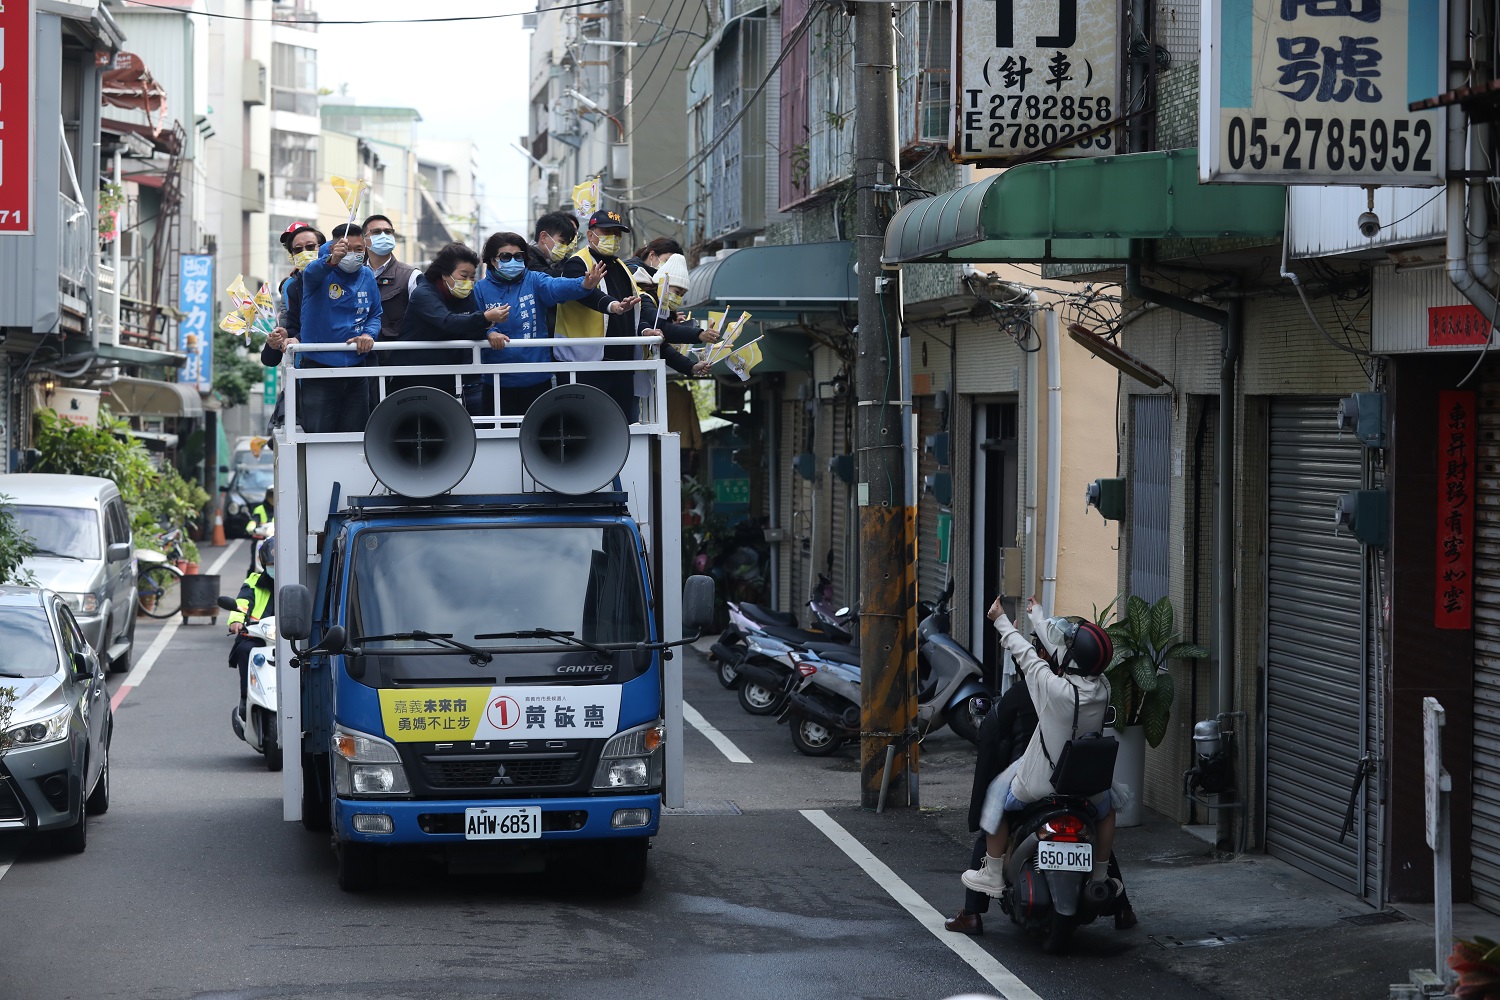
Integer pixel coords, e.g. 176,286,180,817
851,1,917,810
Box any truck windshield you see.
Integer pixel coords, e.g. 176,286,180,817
349,524,649,650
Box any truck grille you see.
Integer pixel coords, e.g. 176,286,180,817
0,779,25,821
420,755,583,789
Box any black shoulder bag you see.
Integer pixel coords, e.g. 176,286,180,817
1038,683,1119,797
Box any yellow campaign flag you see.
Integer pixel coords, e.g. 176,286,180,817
330,175,368,217
723,311,753,346
225,274,251,305
572,177,601,221
219,312,248,334
725,337,763,381
253,283,274,315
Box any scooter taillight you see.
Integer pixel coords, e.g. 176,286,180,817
1039,815,1087,842
797,662,818,677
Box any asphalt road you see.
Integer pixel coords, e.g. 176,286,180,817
0,554,1219,1000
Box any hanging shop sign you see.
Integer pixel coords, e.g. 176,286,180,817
0,0,35,233
952,0,1120,163
1200,0,1445,185
1435,389,1475,629
178,254,214,393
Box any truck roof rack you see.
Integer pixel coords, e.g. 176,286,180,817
346,492,630,512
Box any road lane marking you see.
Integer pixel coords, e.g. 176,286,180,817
801,809,1045,1000
0,855,12,884
205,539,245,577
682,700,752,763
112,541,242,710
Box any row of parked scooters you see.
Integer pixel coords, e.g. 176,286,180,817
706,576,993,755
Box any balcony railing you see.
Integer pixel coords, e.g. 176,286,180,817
59,192,94,296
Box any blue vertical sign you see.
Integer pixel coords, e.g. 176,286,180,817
178,254,214,392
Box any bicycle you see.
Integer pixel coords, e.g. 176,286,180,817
136,551,184,619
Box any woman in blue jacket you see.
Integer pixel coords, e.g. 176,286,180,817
469,231,617,416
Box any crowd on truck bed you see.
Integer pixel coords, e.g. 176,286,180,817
262,209,722,433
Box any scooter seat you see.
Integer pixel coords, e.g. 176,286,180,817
811,647,862,667
741,603,798,628
760,624,832,646
801,639,859,657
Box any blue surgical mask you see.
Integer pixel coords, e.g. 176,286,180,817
337,252,365,273
368,233,396,256
495,259,527,280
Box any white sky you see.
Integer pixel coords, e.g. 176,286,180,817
312,0,534,234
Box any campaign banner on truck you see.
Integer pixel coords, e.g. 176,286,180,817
378,686,623,743
0,0,35,233
1200,0,1446,185
952,0,1120,163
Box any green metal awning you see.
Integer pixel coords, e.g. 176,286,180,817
686,241,856,312
882,148,1287,265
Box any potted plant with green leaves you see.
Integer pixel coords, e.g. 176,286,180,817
1101,594,1208,826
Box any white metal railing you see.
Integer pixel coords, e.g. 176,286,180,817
58,192,94,294
281,336,671,444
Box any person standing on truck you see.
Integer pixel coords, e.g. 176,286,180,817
296,223,382,433
525,212,580,339
393,242,513,394
276,222,324,342
361,214,419,341
227,539,276,720
553,210,649,419
470,231,613,415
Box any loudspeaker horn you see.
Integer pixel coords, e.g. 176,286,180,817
363,387,477,498
519,383,630,495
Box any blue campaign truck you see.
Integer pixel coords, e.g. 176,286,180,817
269,338,711,892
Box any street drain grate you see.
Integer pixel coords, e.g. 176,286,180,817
1150,933,1248,950
1340,910,1409,926
664,799,742,816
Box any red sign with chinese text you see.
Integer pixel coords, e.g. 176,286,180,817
0,0,34,233
1429,305,1493,348
1435,390,1477,629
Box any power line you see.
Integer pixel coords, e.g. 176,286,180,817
122,0,614,23
619,0,820,202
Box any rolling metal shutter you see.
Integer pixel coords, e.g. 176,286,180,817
1130,395,1172,604
1472,365,1500,912
1265,397,1369,896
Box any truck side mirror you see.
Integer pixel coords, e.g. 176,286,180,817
682,574,715,635
309,625,346,655
278,584,313,639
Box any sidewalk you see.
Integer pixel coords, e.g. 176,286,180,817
844,743,1455,999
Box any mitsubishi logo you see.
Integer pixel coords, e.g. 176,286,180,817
490,765,514,787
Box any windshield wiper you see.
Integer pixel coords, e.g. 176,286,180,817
30,549,83,561
350,630,493,664
475,627,614,657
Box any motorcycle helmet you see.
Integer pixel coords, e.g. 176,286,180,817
1060,621,1113,677
257,539,276,579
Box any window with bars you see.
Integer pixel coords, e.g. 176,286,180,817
271,131,318,203
897,1,952,148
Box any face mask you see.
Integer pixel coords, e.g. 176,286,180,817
337,252,366,273
1037,616,1079,659
495,259,527,280
664,290,685,312
291,249,318,270
368,233,396,256
546,236,574,262
593,233,621,257
448,276,475,297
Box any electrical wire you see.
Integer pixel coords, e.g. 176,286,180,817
121,0,615,23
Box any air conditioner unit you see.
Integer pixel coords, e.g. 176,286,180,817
242,59,267,106
242,168,266,213
521,11,538,30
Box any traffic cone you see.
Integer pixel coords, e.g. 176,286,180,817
212,498,227,547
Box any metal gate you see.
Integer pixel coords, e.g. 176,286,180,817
1264,397,1372,896
1472,365,1500,912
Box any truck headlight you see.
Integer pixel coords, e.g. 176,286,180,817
594,720,664,789
60,592,99,615
332,725,409,797
2,706,71,748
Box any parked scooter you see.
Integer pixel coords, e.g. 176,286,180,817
996,794,1123,953
216,595,282,771
780,584,991,755
709,588,852,690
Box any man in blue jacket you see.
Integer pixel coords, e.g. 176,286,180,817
296,222,381,433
